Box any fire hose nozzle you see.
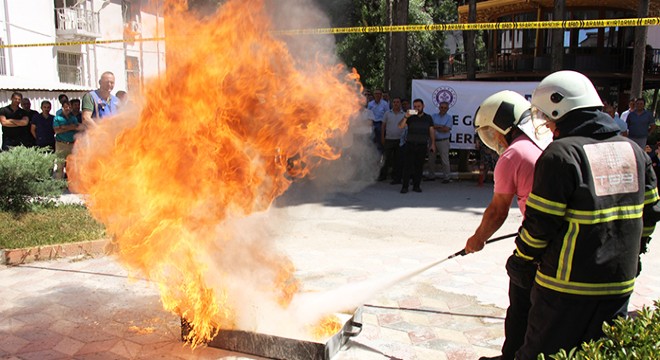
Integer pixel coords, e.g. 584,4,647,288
452,249,467,258
455,232,518,259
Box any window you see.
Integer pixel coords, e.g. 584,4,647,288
122,0,142,40
0,39,6,76
122,0,141,24
126,56,140,91
57,52,83,85
604,10,634,49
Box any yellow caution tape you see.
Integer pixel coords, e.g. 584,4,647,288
0,37,165,49
1,17,659,48
275,17,660,35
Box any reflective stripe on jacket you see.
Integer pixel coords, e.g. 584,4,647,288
515,109,659,297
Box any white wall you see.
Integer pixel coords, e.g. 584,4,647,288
92,0,128,91
0,0,166,97
1,0,58,80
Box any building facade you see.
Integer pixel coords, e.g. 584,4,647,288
0,0,165,109
452,0,660,110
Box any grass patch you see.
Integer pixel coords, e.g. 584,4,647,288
0,204,106,249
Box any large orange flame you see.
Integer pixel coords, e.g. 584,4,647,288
69,0,363,346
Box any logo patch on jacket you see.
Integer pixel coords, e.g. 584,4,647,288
584,141,638,196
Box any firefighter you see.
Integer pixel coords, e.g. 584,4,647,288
514,70,660,359
465,91,552,360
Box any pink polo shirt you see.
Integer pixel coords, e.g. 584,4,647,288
494,134,542,216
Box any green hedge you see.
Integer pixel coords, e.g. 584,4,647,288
0,146,65,213
542,300,660,360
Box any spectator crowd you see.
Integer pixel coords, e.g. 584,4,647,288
0,71,124,179
359,87,660,192
363,88,457,194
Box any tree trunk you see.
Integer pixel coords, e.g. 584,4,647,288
458,0,477,173
389,0,408,99
551,0,565,72
631,0,650,99
463,0,476,80
384,0,392,93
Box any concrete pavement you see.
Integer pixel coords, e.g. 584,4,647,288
1,180,659,359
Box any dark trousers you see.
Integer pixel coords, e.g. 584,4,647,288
401,142,427,189
1,138,20,151
379,139,402,181
372,122,384,154
501,281,532,360
516,285,630,360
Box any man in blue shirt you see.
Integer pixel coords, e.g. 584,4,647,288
55,94,69,117
53,101,80,180
626,98,656,149
426,101,453,183
30,101,55,151
603,103,628,136
368,89,389,154
70,99,83,123
82,71,120,124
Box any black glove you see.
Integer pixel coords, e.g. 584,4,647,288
637,236,651,277
506,252,538,289
640,236,651,254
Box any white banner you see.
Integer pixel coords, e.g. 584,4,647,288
411,80,539,150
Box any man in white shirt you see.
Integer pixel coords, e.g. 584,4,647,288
379,98,406,183
620,99,635,123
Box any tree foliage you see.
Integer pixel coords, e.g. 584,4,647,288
0,146,65,213
321,0,457,92
329,0,387,91
407,0,456,83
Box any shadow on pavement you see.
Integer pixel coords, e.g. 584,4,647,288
275,179,516,215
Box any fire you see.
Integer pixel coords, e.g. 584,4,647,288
310,315,343,340
68,0,363,346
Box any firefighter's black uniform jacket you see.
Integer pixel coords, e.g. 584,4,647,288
515,109,659,297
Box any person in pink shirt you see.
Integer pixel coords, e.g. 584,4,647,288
463,91,552,360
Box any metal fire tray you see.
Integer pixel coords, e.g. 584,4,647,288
181,307,363,360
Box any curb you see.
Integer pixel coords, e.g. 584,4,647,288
1,238,110,266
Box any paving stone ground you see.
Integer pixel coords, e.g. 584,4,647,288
2,180,659,359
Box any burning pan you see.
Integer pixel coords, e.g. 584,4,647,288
181,307,363,360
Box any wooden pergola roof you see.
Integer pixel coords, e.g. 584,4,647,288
458,0,660,23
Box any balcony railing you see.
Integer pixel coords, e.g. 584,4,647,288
442,48,660,77
55,7,101,39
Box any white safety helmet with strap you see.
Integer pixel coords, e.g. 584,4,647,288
531,70,603,122
474,90,551,155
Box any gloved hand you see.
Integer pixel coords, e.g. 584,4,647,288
638,236,651,277
506,252,538,289
640,236,651,254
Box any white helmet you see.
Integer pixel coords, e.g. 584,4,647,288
475,90,548,155
531,70,603,122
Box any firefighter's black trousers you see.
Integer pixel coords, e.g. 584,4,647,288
515,285,630,360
